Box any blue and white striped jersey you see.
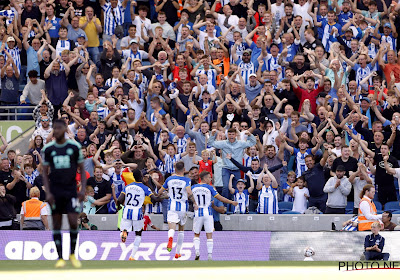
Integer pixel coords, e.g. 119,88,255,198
162,175,191,212
163,154,182,174
102,2,125,36
235,59,255,85
258,184,278,214
0,10,15,25
195,69,217,88
192,183,218,217
56,40,73,56
122,50,148,69
121,182,152,220
293,148,312,178
233,189,249,214
5,46,21,73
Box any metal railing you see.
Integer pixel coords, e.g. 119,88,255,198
0,106,36,120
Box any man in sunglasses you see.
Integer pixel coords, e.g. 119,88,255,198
31,115,52,144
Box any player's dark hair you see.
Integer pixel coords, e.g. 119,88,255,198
200,171,211,180
53,119,67,127
175,161,185,172
132,169,143,182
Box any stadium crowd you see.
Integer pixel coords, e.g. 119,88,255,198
1,0,400,230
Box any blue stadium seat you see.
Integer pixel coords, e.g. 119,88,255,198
282,211,301,214
392,210,400,214
346,201,354,211
278,201,293,211
248,211,257,214
377,210,384,214
226,211,233,215
383,201,400,212
345,209,353,214
374,201,382,210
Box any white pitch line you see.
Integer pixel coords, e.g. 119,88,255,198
1,266,397,280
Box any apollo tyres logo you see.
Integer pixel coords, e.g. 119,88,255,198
4,234,194,260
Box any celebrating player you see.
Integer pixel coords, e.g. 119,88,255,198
192,171,238,260
117,169,162,260
42,119,87,268
158,161,198,259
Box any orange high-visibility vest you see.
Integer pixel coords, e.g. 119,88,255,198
358,197,377,231
22,198,46,220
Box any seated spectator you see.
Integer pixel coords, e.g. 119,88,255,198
364,222,389,261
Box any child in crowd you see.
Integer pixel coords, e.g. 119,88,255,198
229,171,255,214
282,171,296,202
193,149,217,176
291,176,310,214
83,186,97,215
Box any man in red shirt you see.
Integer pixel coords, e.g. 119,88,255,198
290,72,323,115
378,49,400,85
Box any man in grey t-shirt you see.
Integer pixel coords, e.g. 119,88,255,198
180,142,201,172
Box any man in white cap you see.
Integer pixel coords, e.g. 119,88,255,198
245,73,262,103
119,38,148,70
4,34,22,74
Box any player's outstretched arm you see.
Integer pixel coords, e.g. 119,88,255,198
116,192,125,211
150,193,163,204
215,194,238,207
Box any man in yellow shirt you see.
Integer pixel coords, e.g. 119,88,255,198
79,6,102,63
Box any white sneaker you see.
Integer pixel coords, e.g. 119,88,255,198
207,254,212,261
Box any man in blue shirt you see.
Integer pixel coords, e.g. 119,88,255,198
0,52,20,106
364,222,389,260
208,128,256,204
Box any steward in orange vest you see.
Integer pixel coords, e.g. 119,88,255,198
20,187,49,230
358,185,383,231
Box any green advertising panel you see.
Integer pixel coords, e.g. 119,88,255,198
0,121,35,143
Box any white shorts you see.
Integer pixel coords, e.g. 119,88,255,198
120,218,144,232
167,211,187,226
193,215,214,234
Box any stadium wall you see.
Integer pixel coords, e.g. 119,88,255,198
1,231,399,261
37,214,400,231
